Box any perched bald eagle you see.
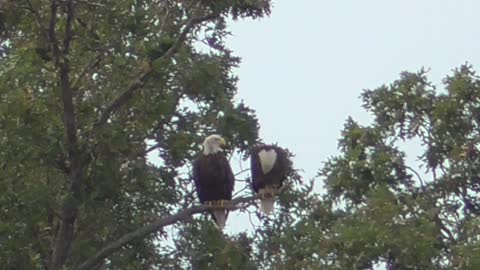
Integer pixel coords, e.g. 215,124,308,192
193,135,235,228
250,145,288,214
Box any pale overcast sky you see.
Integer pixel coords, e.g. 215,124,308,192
227,0,480,184
161,1,480,263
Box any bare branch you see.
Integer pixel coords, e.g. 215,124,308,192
405,165,426,189
235,168,250,177
93,14,217,130
246,208,255,225
142,141,162,156
233,184,250,197
77,194,260,270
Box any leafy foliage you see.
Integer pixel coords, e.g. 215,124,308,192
3,0,480,269
254,66,480,269
0,0,271,269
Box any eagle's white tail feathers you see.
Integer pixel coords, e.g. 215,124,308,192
259,186,277,215
260,197,275,215
258,149,277,174
212,210,228,229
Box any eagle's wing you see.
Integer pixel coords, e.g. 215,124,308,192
273,145,289,186
192,158,205,203
219,153,235,199
250,146,263,193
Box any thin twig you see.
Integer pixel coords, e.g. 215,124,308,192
244,206,260,231
238,154,244,172
142,141,162,156
406,165,426,189
233,184,250,198
235,168,250,177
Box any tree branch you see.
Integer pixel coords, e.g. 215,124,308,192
142,141,162,156
235,168,250,177
405,165,426,190
233,184,250,197
77,194,260,270
60,0,76,151
50,1,82,269
92,14,217,130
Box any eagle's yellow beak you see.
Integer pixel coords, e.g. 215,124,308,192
219,138,227,147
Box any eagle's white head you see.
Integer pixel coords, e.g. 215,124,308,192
203,134,227,155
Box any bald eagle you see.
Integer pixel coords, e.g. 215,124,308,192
193,135,235,228
250,145,288,214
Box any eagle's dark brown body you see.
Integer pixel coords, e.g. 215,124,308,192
250,145,288,193
250,145,289,214
193,152,234,203
193,151,234,227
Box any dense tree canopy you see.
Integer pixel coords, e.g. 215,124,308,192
261,66,480,270
0,0,273,269
2,1,480,270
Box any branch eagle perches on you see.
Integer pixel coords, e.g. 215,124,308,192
77,194,262,270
